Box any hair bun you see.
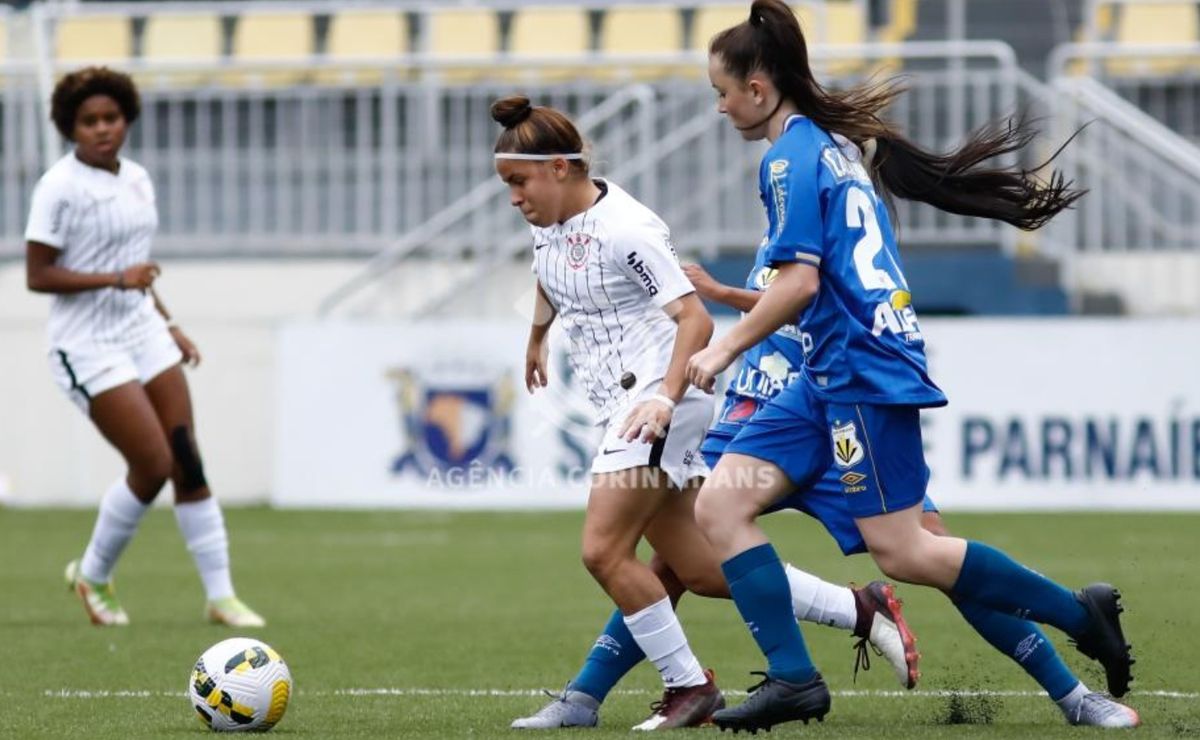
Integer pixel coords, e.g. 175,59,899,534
491,96,534,129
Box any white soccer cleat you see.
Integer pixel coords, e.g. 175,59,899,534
511,687,600,729
1064,693,1141,728
851,581,919,689
206,596,267,628
65,559,129,626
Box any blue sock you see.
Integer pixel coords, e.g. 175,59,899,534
721,544,816,684
954,597,1080,701
951,541,1089,636
569,608,646,703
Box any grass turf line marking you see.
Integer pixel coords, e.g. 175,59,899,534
42,688,1200,700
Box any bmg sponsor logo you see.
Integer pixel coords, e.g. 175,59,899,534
625,251,659,297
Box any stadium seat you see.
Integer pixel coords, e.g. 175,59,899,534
597,4,686,81
140,13,222,88
228,12,314,87
55,15,132,64
506,6,590,83
320,9,409,85
795,1,867,75
425,8,500,83
876,0,918,44
872,0,918,74
1109,2,1200,76
691,4,746,53
690,3,869,77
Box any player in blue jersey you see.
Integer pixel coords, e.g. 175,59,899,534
512,251,927,731
681,1,1139,732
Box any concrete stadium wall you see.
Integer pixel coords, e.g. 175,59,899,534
0,257,547,507
0,260,364,506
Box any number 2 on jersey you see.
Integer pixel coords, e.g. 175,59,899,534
846,187,904,292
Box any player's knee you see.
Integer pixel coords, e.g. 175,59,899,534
693,488,725,539
650,552,725,599
920,511,949,536
169,425,208,494
869,543,922,584
682,570,729,598
130,444,173,493
580,541,622,586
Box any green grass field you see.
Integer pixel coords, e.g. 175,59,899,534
1,508,1196,738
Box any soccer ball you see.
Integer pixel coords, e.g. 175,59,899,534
188,637,292,732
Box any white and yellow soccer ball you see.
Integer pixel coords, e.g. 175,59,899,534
188,637,292,732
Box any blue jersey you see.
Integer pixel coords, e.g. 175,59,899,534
759,116,946,407
708,241,807,440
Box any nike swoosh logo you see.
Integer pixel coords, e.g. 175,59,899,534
535,243,549,250
601,447,626,455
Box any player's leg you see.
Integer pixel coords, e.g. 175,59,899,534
695,452,831,732
922,512,1138,726
580,469,722,730
63,361,174,626
143,362,264,627
843,403,1134,698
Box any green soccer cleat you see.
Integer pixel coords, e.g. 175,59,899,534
206,596,267,628
65,559,129,627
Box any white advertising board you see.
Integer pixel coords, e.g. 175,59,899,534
272,319,1200,510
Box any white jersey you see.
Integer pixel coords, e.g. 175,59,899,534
25,152,160,353
532,179,694,423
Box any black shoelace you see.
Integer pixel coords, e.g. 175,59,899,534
648,686,684,714
852,636,882,683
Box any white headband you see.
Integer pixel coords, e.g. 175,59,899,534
494,152,585,161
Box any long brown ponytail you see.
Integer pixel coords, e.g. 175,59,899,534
710,0,1083,230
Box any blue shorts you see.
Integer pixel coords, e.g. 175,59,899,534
705,384,936,556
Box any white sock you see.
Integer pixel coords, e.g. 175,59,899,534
785,563,858,631
1055,682,1089,714
80,479,150,584
174,497,234,601
623,596,707,688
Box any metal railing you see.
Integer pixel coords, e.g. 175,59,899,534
318,40,1033,316
0,37,1027,261
1040,75,1200,255
1048,42,1200,144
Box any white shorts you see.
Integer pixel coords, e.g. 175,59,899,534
590,384,714,490
49,325,183,413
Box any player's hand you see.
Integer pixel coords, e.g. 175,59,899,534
682,263,723,302
169,326,202,367
116,262,160,290
525,339,549,393
619,398,673,443
686,343,736,394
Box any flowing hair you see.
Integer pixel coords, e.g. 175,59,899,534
710,0,1083,230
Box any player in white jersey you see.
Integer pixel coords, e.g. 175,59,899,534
492,96,725,730
24,67,265,628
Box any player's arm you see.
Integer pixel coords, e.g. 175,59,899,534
25,241,159,294
688,149,826,392
683,263,761,312
150,286,202,367
687,262,819,394
621,291,713,443
525,281,557,392
656,292,714,403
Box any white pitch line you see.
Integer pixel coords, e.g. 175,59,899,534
41,688,1200,700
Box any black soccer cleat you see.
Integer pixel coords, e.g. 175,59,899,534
712,671,830,734
1071,583,1134,698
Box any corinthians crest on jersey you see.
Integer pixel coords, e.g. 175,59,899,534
564,231,592,271
831,420,864,469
